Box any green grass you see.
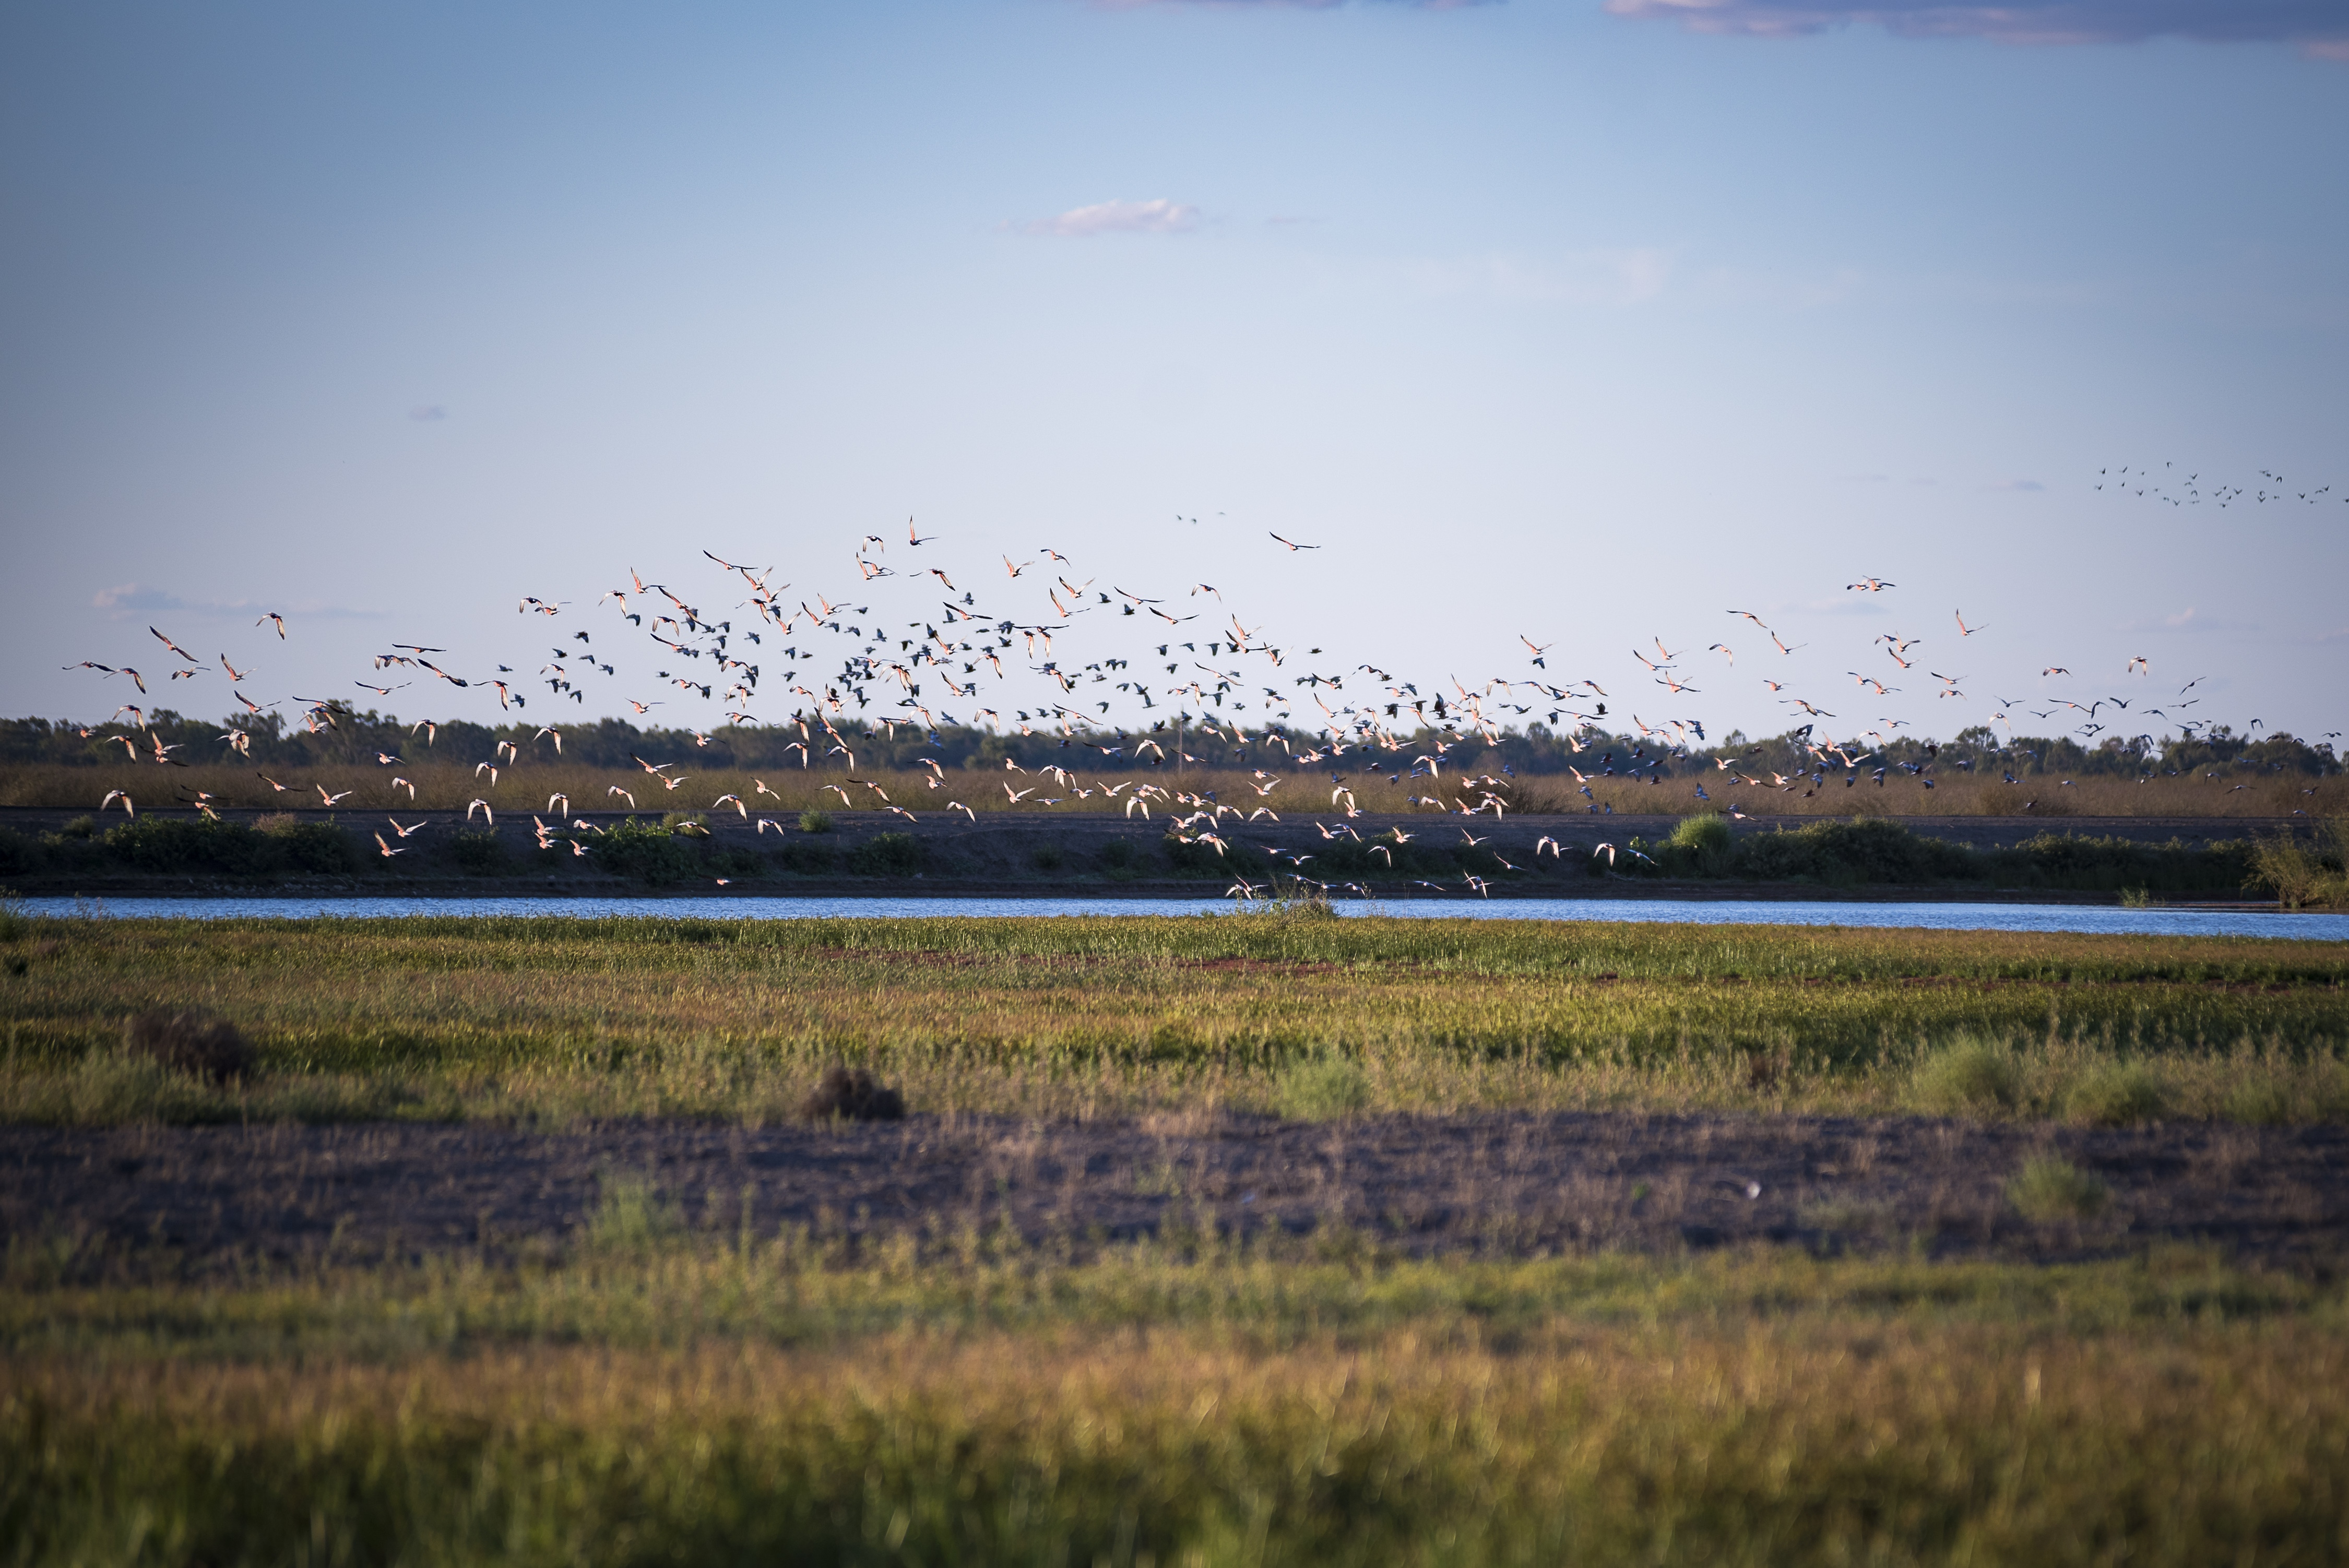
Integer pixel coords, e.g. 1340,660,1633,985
3,914,2347,1124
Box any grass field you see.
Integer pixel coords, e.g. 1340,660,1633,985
7,912,2349,1564
4,758,2342,819
4,913,2346,1124
7,1225,2348,1564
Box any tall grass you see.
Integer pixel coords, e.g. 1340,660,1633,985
5,1243,2347,1565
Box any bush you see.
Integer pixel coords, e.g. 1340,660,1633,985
2006,1156,2108,1222
0,830,32,879
96,816,360,877
1909,1038,2022,1115
260,816,362,875
591,818,701,885
848,832,925,877
449,829,509,875
2065,1062,2172,1127
1272,1053,1370,1120
1662,813,1733,875
1098,837,1137,870
798,1063,905,1122
1730,818,1976,885
776,840,836,875
123,1010,251,1083
799,811,834,834
1031,845,1065,871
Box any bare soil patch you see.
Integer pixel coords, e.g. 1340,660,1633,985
6,1113,2342,1275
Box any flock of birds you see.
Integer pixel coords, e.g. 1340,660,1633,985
57,464,2339,896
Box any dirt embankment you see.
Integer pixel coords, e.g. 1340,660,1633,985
7,1113,2342,1274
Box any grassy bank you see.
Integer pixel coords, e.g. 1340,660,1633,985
5,1237,2346,1565
3,914,2345,1124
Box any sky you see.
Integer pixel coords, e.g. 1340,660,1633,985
3,0,2345,754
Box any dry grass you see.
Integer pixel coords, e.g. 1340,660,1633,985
5,1249,2346,1564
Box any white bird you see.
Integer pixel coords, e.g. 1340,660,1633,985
316,786,353,806
548,793,569,815
373,833,405,858
608,786,636,808
467,799,493,824
388,818,426,838
713,793,748,817
101,789,134,816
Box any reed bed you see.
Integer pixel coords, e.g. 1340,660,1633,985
3,916,2344,1124
4,760,2341,819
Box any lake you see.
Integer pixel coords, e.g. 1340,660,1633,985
19,894,2347,940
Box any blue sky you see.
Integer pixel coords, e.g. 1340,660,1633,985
3,0,2344,750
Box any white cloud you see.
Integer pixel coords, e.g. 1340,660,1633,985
1019,198,1201,238
92,583,379,621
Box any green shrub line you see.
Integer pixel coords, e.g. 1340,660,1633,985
0,809,2325,895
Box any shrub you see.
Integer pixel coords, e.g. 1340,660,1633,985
799,810,834,834
1662,813,1733,875
2006,1155,2108,1222
591,818,701,885
1729,818,1976,885
449,829,509,875
848,832,925,877
1031,845,1065,871
0,830,31,879
776,840,836,875
58,816,98,840
259,815,362,875
798,1063,905,1122
2064,1062,2172,1127
1097,837,1137,869
123,1009,251,1083
1272,1053,1370,1120
1908,1038,2022,1115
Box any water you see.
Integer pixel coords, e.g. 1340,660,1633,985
18,894,2347,940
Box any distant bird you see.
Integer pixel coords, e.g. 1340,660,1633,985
1267,532,1320,551
256,612,286,638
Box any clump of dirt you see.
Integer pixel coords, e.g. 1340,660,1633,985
123,1010,250,1082
799,1063,905,1122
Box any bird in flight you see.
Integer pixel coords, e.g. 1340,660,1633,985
1268,532,1320,551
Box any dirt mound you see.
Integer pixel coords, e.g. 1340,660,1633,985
123,1010,250,1082
798,1063,904,1122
